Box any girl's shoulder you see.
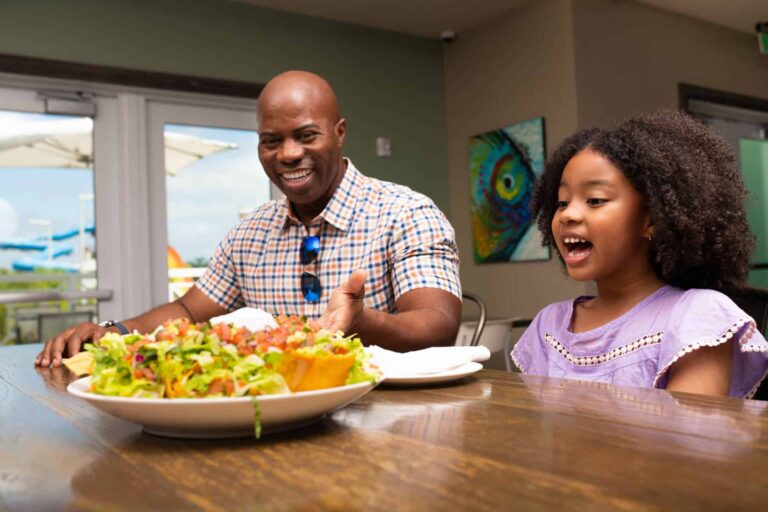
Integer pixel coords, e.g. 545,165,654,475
664,287,749,325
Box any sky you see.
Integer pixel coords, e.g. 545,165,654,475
0,111,271,271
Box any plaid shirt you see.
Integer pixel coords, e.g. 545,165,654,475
196,160,461,318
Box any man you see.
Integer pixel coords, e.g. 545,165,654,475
36,70,461,367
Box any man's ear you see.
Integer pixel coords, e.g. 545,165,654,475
335,118,347,147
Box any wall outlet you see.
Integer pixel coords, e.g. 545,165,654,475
376,137,392,157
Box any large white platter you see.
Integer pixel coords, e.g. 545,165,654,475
67,376,377,438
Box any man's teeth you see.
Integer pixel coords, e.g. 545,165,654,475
283,169,312,181
563,237,588,244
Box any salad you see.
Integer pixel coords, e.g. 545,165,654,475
85,315,379,399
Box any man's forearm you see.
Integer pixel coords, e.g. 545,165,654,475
352,307,460,352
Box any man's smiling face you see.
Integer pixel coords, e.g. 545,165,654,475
257,72,346,224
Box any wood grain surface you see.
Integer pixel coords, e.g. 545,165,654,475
1,344,767,511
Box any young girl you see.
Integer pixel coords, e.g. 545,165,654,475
511,110,768,398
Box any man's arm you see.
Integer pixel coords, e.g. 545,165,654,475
320,270,461,351
35,286,227,367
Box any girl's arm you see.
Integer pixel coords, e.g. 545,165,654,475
666,341,733,396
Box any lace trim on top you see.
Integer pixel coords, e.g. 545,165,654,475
510,349,526,373
544,331,663,366
652,318,756,390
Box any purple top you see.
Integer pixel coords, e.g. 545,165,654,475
512,286,768,398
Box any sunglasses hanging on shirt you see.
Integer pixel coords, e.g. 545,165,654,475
300,235,321,303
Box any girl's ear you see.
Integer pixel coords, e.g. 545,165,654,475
643,215,655,241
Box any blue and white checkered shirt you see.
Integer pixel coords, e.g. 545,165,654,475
196,160,461,318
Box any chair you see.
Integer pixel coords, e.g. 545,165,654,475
729,286,768,400
458,292,487,347
37,311,94,342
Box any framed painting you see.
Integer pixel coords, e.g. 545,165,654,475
468,117,549,263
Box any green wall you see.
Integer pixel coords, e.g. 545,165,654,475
0,0,450,210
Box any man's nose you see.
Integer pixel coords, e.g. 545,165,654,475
279,139,304,162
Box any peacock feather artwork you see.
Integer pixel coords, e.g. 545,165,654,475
469,117,549,263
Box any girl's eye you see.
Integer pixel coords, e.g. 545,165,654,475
587,198,607,206
556,200,568,210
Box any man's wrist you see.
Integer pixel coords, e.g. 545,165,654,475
99,320,129,335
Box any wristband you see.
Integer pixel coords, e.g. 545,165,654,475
99,320,130,335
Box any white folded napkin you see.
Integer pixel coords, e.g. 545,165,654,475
366,345,491,377
209,308,277,332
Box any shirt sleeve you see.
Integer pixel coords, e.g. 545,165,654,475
654,289,768,398
511,309,547,375
389,200,462,300
195,228,246,311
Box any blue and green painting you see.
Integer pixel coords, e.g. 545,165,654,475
468,117,549,263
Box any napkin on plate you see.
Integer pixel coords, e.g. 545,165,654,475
210,308,277,332
365,345,490,378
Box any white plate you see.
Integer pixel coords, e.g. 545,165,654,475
67,377,377,438
382,361,483,386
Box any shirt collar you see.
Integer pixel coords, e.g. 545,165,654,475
279,158,363,233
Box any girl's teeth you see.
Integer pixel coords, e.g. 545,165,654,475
564,237,588,243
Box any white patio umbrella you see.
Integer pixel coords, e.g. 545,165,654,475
0,117,238,174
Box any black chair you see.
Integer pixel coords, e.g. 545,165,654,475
729,286,768,400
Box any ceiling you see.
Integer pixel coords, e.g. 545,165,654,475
635,0,767,35
232,0,768,39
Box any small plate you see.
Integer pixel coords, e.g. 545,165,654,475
67,377,377,438
382,361,483,386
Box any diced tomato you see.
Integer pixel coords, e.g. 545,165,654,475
206,379,224,396
177,317,190,337
156,330,174,341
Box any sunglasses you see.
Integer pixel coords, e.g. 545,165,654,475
300,235,321,303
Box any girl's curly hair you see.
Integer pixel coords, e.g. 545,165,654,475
532,110,755,293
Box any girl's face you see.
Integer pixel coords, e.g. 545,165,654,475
552,149,653,284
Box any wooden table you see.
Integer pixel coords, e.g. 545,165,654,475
2,344,768,511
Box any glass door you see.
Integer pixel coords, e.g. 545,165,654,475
0,78,267,342
741,139,768,287
146,100,273,307
0,87,115,344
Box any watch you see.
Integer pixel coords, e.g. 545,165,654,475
99,320,130,335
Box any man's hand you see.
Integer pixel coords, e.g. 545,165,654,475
319,269,367,333
35,322,114,368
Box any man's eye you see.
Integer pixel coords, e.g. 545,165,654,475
299,132,317,142
587,198,607,206
260,138,279,148
556,200,568,209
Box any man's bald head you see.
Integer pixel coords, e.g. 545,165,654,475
257,71,340,125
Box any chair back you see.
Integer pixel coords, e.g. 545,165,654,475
38,311,94,342
457,292,487,347
729,286,768,400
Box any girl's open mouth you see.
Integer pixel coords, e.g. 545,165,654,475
562,237,593,265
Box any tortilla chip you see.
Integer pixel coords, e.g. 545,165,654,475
63,351,94,376
278,351,355,392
